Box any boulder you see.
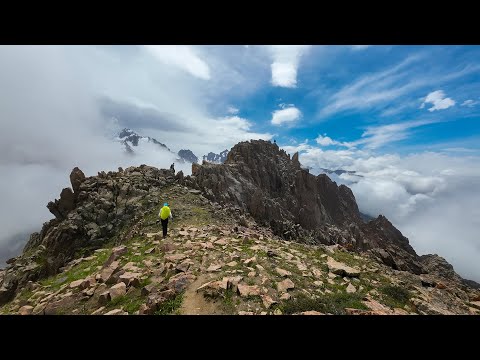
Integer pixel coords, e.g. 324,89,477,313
275,267,292,277
277,279,295,293
237,284,261,297
18,305,34,315
326,257,361,277
109,282,126,300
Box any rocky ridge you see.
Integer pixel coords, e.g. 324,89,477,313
1,139,479,315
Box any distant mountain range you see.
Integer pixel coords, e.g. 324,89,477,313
320,168,363,177
203,150,229,164
117,128,228,165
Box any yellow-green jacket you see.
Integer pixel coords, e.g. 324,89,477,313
159,206,173,220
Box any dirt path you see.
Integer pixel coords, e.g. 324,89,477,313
179,274,226,315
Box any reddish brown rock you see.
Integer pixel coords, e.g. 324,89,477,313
261,295,277,309
277,278,295,293
237,284,261,297
104,309,128,315
275,267,292,277
18,305,34,315
109,282,126,300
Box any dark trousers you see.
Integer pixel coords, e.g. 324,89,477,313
161,218,169,238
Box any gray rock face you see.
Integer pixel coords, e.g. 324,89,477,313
202,150,229,164
178,149,198,164
419,254,465,283
70,167,86,197
191,140,361,235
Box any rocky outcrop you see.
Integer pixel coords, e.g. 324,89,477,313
0,165,177,304
189,140,362,236
70,167,86,197
418,254,467,284
363,216,425,275
178,150,198,164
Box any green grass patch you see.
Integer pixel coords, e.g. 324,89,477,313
221,288,236,314
108,295,144,314
281,292,368,315
330,251,362,267
154,293,184,315
40,250,111,291
239,244,255,257
378,285,412,309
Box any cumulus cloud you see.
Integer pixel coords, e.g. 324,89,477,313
281,141,312,155
316,134,341,146
271,106,302,126
461,99,479,107
420,90,455,111
143,45,211,80
283,143,480,281
268,45,311,88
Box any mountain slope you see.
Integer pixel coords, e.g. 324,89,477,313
1,182,478,315
1,139,479,314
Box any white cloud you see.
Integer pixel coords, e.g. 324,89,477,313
421,90,455,111
351,45,371,50
320,54,425,117
461,99,479,107
227,106,239,114
320,54,479,118
268,45,311,88
316,134,340,146
143,45,211,80
271,106,302,126
349,119,436,149
281,141,312,154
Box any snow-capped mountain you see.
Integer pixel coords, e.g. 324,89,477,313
116,128,198,165
117,128,171,154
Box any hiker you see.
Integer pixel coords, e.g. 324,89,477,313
170,163,175,173
158,202,173,238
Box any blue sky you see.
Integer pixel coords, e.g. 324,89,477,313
1,45,480,280
223,45,480,158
